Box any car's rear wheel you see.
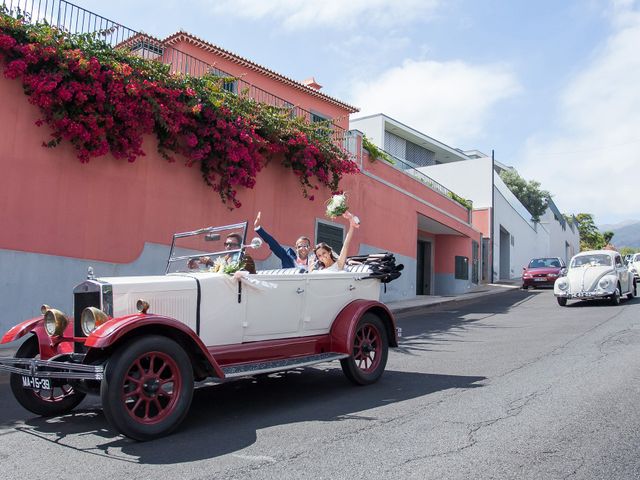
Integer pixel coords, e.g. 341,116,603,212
610,286,621,306
340,314,388,386
9,336,86,416
557,297,567,307
101,335,194,441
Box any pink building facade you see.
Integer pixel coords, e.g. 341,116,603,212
0,23,481,332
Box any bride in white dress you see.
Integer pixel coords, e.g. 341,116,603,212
310,212,360,272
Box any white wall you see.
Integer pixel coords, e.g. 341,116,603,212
538,209,580,263
350,116,385,149
419,157,493,208
493,186,549,280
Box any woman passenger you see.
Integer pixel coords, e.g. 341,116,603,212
311,212,359,272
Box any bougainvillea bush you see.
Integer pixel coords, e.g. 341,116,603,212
0,10,359,207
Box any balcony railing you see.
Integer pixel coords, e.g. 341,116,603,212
344,130,473,217
1,0,346,139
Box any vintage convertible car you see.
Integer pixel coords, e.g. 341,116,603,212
554,249,636,306
0,222,401,441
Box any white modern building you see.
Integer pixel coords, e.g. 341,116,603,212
350,114,580,283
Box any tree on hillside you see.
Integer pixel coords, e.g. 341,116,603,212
603,231,614,245
499,170,551,222
573,213,613,251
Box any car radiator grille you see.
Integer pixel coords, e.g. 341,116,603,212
73,291,100,353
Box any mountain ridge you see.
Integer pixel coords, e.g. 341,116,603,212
599,220,640,248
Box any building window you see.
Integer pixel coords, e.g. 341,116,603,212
455,256,469,280
315,220,344,254
311,112,330,123
209,68,238,94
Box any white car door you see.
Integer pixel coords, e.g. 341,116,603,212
242,274,306,341
615,254,629,293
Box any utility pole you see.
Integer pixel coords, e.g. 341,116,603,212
491,149,495,284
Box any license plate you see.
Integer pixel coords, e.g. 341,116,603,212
534,278,547,282
21,376,51,390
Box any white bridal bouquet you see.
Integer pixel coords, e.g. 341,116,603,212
325,193,360,224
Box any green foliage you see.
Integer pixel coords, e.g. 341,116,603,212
499,170,551,222
362,135,394,164
447,191,473,210
620,246,640,257
573,213,610,251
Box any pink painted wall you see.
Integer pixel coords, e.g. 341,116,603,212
472,208,491,237
168,39,350,130
0,70,480,273
434,235,472,274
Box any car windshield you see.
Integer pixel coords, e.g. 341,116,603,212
166,222,248,273
528,258,562,268
570,254,612,268
634,254,640,262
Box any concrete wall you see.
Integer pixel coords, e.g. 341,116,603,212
420,157,493,208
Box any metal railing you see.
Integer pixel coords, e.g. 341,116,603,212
346,129,473,217
1,0,347,139
388,152,471,210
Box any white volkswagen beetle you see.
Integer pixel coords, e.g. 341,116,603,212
554,250,636,306
0,222,402,441
628,252,640,281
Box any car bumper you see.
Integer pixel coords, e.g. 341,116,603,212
523,278,557,287
555,291,613,300
0,355,104,381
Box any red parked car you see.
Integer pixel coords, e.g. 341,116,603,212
522,257,567,289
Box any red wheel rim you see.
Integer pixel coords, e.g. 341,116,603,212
120,351,182,425
31,384,76,403
353,323,382,373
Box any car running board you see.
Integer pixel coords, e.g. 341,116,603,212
221,352,349,379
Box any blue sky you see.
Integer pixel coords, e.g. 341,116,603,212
69,0,639,226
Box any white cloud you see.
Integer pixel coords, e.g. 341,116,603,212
207,0,441,30
350,59,521,145
518,1,640,224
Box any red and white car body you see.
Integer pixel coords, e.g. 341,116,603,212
0,223,399,441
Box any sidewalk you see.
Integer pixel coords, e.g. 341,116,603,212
386,282,521,315
0,283,521,357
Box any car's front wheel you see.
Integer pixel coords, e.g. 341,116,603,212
101,335,194,441
9,336,86,416
610,286,621,306
557,297,567,307
340,313,389,386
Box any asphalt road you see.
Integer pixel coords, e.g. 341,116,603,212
1,288,640,480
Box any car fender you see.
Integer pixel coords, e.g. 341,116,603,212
1,317,43,344
85,314,225,378
329,300,398,355
1,317,74,359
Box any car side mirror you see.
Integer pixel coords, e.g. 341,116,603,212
246,237,263,249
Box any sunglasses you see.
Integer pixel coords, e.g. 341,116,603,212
224,242,240,248
296,244,311,250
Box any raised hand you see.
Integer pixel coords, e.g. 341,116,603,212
254,211,262,230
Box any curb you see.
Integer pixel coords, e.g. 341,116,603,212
388,286,518,316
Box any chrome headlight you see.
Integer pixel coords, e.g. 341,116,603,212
557,279,569,291
81,307,109,336
598,277,611,289
41,305,69,337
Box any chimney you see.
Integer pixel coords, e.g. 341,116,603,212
302,77,322,91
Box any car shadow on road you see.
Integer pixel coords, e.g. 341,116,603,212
396,289,535,354
3,367,485,463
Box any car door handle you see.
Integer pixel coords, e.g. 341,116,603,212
296,288,305,294
348,285,356,291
